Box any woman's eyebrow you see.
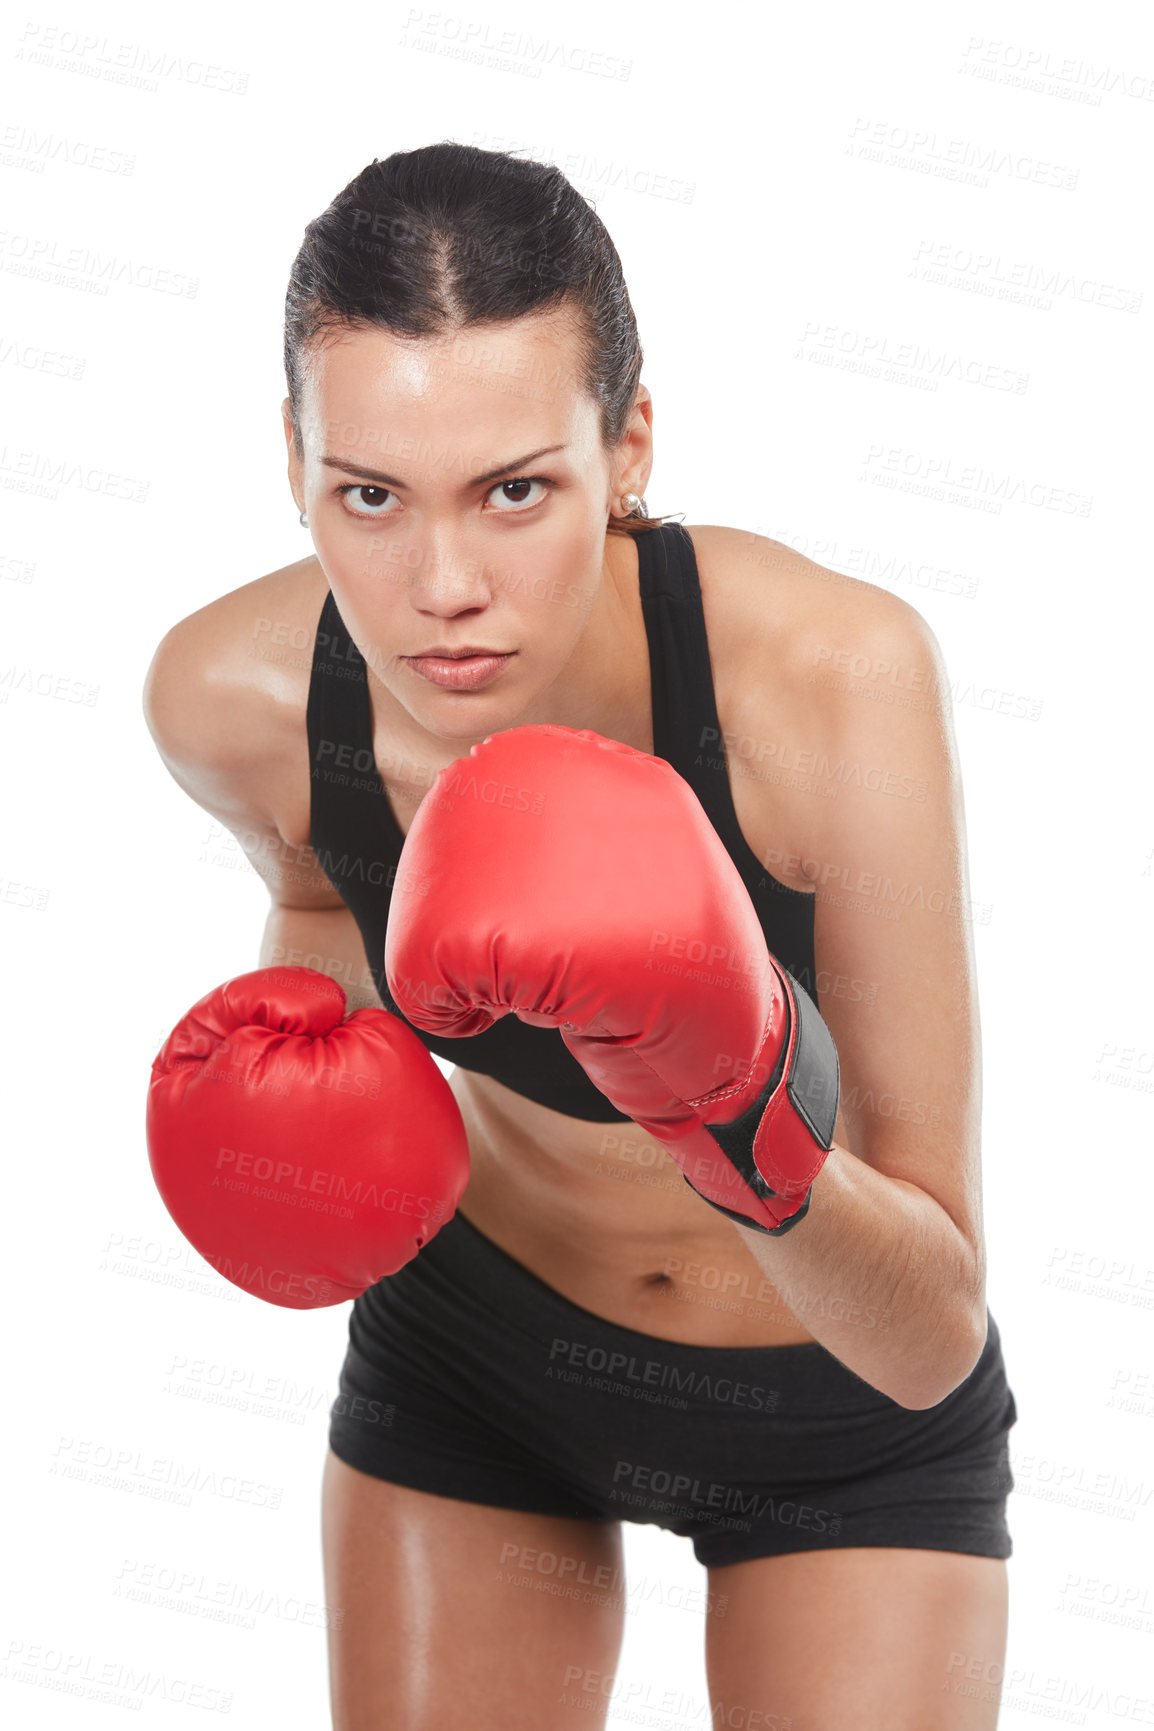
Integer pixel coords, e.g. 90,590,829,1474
320,444,569,489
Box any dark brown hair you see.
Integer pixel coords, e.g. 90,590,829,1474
283,142,669,537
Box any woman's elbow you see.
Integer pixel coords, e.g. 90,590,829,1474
891,1309,989,1410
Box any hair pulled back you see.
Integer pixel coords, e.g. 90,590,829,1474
284,142,667,536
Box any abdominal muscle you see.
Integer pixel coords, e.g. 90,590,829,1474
446,1064,819,1348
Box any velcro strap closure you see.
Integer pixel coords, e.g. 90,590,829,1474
701,962,840,1228
679,1171,814,1236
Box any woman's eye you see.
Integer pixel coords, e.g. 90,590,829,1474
486,476,549,512
336,476,550,519
337,484,397,519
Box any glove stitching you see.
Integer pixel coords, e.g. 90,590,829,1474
686,1003,780,1113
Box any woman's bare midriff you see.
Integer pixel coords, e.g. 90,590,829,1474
447,1064,819,1348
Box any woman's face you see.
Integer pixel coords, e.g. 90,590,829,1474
284,313,650,743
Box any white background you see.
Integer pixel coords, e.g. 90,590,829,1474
2,0,1152,1724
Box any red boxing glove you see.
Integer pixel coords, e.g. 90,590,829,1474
384,726,839,1235
146,968,470,1307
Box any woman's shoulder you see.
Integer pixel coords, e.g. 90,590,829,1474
142,554,328,820
684,523,955,894
685,522,944,725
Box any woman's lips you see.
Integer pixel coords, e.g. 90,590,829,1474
404,652,514,691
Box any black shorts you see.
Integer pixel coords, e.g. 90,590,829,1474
328,1212,1017,1569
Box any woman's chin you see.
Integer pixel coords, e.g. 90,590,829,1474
410,693,530,745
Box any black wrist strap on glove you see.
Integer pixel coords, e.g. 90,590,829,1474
688,970,840,1236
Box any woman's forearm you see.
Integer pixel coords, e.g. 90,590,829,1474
734,1144,986,1410
259,903,384,1014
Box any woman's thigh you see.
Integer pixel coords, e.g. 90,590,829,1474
704,1547,1008,1731
321,1450,627,1731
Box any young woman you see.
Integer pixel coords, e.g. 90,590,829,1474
144,143,1017,1730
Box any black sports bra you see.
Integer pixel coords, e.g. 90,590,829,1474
306,521,818,1121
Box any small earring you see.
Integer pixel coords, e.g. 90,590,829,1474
299,511,309,527
619,493,645,517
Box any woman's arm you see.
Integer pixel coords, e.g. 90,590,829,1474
733,586,987,1410
143,598,381,1014
735,1144,983,1410
259,903,383,1015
